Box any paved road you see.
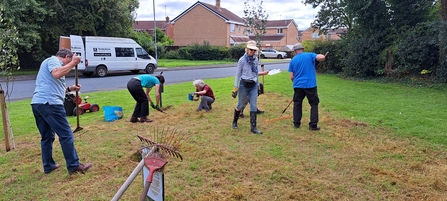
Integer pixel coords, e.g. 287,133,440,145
2,61,290,101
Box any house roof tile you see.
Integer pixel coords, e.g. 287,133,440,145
132,20,170,31
171,1,244,24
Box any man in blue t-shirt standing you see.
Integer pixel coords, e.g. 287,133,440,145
288,43,326,131
31,48,92,174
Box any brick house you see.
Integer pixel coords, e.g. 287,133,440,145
171,0,248,47
300,25,347,42
253,19,299,50
133,0,300,50
132,17,174,39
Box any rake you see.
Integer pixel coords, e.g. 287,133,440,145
111,126,188,201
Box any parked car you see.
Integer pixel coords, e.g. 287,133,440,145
260,48,287,59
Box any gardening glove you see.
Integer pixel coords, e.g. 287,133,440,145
231,87,238,98
154,105,161,110
150,102,156,109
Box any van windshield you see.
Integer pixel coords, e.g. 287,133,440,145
136,48,151,59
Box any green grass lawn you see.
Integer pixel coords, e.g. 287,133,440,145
1,72,447,200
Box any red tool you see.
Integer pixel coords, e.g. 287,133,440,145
139,154,167,201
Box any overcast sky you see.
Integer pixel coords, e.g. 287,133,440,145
135,0,319,30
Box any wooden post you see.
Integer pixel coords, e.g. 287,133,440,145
0,89,11,151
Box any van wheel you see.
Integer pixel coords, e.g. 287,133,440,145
277,55,283,59
82,72,94,77
145,64,155,74
131,70,140,74
96,66,107,77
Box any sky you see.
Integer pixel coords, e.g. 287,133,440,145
135,0,320,30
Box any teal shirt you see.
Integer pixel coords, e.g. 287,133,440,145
135,74,160,88
31,56,66,105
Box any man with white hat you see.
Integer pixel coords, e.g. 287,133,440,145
288,43,326,131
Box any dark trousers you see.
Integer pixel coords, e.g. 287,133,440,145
293,87,319,127
127,78,149,118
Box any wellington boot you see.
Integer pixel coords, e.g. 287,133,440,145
250,111,262,134
232,109,241,129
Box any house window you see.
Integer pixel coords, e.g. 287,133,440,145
277,28,283,34
230,24,235,32
311,33,320,39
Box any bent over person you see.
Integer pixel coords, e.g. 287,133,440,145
31,48,92,175
127,73,165,123
288,43,325,131
232,40,269,134
192,79,215,112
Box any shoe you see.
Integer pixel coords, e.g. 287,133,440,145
45,164,60,174
309,126,320,131
130,117,138,123
256,109,264,114
69,163,93,175
239,113,245,118
139,117,153,123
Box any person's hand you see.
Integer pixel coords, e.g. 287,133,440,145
154,105,160,110
232,87,238,98
71,53,81,65
193,97,199,101
150,102,156,109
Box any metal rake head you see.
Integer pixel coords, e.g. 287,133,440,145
137,126,188,161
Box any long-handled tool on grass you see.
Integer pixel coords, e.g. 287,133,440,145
264,99,294,123
111,126,187,201
73,65,83,133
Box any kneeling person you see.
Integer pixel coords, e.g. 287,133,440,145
192,79,215,112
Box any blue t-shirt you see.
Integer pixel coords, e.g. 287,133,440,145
136,74,160,88
288,52,317,88
31,56,66,105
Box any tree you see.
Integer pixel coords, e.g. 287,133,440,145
438,0,447,81
303,0,354,33
0,9,19,151
243,0,268,49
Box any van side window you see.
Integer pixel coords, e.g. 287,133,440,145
115,48,135,57
136,48,151,59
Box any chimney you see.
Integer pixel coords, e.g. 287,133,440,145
216,0,220,8
166,16,170,23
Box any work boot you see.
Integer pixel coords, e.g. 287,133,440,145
256,109,264,114
250,111,262,134
139,116,153,123
232,109,241,129
130,117,138,123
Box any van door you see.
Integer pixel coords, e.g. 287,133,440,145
136,47,152,69
115,47,138,71
69,35,86,70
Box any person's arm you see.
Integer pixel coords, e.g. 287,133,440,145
258,70,270,76
316,54,326,62
290,72,294,81
146,87,153,104
52,53,81,79
154,84,160,106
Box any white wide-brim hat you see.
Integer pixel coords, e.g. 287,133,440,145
246,40,259,51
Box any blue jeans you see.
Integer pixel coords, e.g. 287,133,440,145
31,103,80,173
236,81,258,112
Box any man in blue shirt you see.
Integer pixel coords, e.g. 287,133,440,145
288,43,326,131
31,48,92,174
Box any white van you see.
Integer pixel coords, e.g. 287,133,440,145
59,35,158,77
